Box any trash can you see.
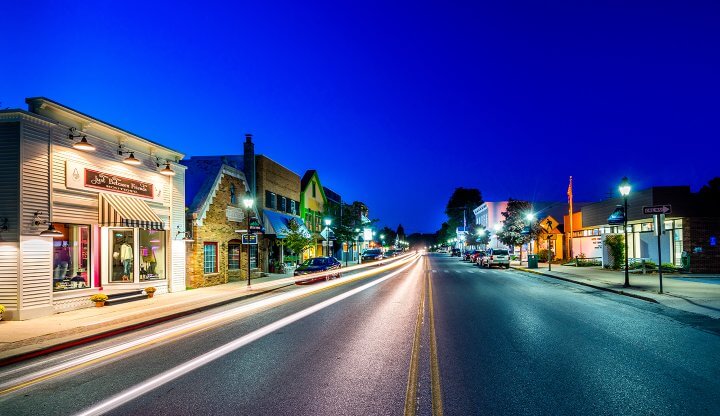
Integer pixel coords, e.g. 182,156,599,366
528,254,539,269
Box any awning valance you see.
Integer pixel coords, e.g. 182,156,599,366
263,209,310,238
100,193,164,230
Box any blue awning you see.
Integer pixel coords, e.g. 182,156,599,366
263,210,310,238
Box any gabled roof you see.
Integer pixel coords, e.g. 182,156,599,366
181,156,253,226
323,186,341,204
300,169,327,202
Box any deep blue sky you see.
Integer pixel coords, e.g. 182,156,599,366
2,1,719,233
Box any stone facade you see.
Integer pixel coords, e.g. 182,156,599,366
187,174,254,288
683,217,720,273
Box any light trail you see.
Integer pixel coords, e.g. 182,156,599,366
74,255,421,416
0,254,419,395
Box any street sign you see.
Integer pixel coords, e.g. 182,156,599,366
607,205,625,225
643,205,671,215
249,217,263,232
241,234,258,245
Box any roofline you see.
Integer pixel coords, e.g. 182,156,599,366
25,97,184,158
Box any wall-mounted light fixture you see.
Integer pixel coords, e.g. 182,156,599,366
0,217,8,232
175,226,193,242
154,157,176,176
68,127,96,151
118,145,141,165
33,211,63,237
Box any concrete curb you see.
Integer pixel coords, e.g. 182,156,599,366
511,266,659,304
0,283,292,367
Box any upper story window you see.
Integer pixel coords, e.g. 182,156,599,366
312,182,316,198
265,191,276,209
279,196,287,212
230,185,237,204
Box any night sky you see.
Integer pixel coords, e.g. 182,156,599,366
3,1,719,233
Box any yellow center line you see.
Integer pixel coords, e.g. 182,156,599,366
428,263,444,416
404,259,426,416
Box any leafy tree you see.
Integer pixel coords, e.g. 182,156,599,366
445,187,483,236
280,219,314,265
474,225,491,246
436,222,451,245
497,199,540,249
396,224,406,241
378,226,396,247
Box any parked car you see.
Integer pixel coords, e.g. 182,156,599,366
294,257,342,284
361,249,384,262
384,249,399,257
451,248,461,257
470,250,485,263
464,250,482,261
478,248,510,268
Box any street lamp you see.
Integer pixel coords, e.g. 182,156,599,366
243,193,255,288
524,212,537,264
619,177,631,287
324,218,332,256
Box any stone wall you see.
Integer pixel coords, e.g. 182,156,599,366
187,174,258,288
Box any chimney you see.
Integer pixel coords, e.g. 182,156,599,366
243,133,256,197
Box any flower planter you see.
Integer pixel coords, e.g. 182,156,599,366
95,301,105,307
147,293,154,299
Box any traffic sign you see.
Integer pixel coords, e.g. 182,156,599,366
241,234,258,245
643,205,671,215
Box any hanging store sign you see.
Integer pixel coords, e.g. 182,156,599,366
84,169,154,198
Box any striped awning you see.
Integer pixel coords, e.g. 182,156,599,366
99,193,164,230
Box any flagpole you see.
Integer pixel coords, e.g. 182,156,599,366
568,176,573,260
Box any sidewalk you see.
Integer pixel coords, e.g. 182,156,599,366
511,262,720,319
0,273,295,364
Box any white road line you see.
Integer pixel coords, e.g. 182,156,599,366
74,256,421,416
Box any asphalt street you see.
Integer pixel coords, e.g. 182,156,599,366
1,253,719,415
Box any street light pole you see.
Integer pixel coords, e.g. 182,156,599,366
619,177,631,287
243,193,255,288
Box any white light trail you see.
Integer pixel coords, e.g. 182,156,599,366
75,256,419,416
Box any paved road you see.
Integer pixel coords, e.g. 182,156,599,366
1,253,719,415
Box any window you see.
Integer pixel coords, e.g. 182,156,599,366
279,196,287,212
228,242,241,270
265,191,276,209
110,229,135,283
140,229,166,281
312,182,316,198
230,184,237,204
53,224,91,291
204,243,218,273
249,244,258,269
290,200,297,215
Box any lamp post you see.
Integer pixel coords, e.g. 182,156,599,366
524,213,536,264
243,193,255,288
619,177,631,287
354,228,361,263
324,218,332,257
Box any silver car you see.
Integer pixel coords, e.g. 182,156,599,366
479,248,510,268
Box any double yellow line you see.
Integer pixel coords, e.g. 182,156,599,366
404,256,443,416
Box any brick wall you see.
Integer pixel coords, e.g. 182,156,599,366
187,174,258,288
683,217,720,274
256,155,301,209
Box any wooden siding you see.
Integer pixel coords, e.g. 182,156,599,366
0,122,20,242
19,237,52,309
170,171,186,291
20,121,51,235
0,243,19,308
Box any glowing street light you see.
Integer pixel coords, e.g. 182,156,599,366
619,177,631,287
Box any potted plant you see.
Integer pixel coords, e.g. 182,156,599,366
0,304,5,321
89,293,108,307
144,286,157,298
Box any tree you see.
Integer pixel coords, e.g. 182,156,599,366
436,222,451,245
445,187,483,235
497,199,540,251
280,219,314,265
378,226,396,247
396,224,406,241
474,225,491,246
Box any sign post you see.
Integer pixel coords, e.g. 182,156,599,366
643,205,671,293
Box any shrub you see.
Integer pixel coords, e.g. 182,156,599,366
0,304,5,314
144,287,157,294
90,293,108,303
661,263,678,273
538,249,554,262
604,234,625,270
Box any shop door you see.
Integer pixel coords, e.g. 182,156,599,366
110,228,136,283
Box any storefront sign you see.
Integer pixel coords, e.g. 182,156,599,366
85,169,154,198
242,234,258,245
66,161,166,203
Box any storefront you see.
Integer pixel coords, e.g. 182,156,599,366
0,97,187,320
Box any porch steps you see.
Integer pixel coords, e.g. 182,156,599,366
105,290,146,306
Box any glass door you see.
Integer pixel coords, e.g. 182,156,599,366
110,229,136,283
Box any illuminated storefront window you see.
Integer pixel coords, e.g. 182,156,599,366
53,224,91,291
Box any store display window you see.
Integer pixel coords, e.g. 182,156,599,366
110,229,135,283
53,224,91,291
140,229,166,281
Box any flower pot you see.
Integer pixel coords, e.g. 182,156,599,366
95,301,105,307
147,293,154,299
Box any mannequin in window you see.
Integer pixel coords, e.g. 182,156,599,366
120,240,133,281
54,242,71,281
